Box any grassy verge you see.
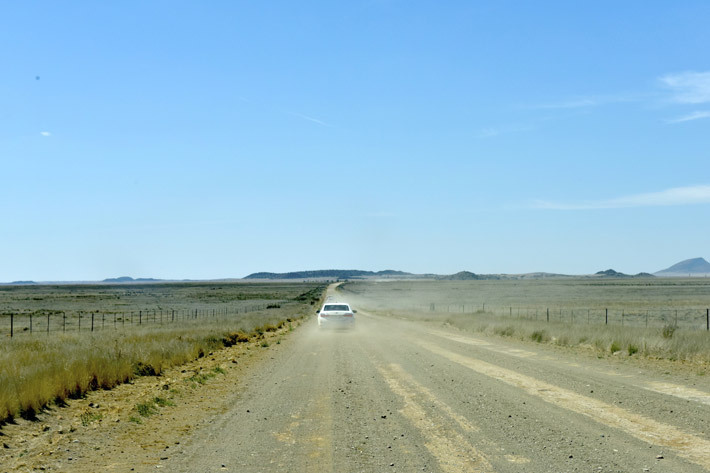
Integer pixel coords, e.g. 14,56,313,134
394,309,710,365
0,300,319,425
338,280,710,365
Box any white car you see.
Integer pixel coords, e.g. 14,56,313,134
317,302,356,328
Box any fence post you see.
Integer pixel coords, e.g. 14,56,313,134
79,313,82,331
605,308,608,325
30,312,33,334
546,308,549,322
10,313,13,338
47,313,50,335
172,309,175,322
102,313,105,330
63,312,66,332
91,313,94,332
139,310,142,325
622,310,624,326
646,310,648,328
707,308,709,331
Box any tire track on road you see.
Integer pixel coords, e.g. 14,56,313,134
374,361,496,473
428,329,710,407
419,340,710,470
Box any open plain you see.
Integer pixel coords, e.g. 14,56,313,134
1,280,709,472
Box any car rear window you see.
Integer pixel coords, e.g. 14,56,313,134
323,304,350,311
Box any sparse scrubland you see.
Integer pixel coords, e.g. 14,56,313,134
0,282,325,424
437,312,710,364
339,279,710,365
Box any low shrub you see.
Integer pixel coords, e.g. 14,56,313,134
80,410,103,426
135,401,157,417
222,331,250,346
662,325,676,339
494,325,515,337
153,396,174,407
530,330,547,343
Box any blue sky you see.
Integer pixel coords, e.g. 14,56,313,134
2,1,709,280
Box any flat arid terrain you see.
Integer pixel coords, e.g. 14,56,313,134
2,281,710,472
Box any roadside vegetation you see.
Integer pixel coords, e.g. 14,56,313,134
0,283,325,425
338,279,710,365
438,311,710,364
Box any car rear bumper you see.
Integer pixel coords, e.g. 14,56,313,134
318,317,355,328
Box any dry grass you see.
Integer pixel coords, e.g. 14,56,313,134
338,279,710,365
436,311,710,363
0,284,325,425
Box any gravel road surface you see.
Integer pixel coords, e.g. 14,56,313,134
163,290,710,473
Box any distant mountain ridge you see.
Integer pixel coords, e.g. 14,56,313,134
102,276,163,283
246,269,559,280
656,257,710,276
244,269,411,280
594,269,655,278
438,271,503,280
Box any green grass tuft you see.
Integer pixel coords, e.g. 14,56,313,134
80,410,103,426
135,401,157,417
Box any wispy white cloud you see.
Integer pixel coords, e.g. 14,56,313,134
287,111,332,127
40,131,51,137
530,94,640,110
475,124,533,139
666,110,710,124
476,127,502,138
660,71,710,104
533,185,710,210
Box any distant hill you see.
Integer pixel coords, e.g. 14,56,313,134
595,269,627,277
0,280,38,285
439,271,486,280
243,269,412,280
656,257,710,276
594,269,655,278
102,276,162,283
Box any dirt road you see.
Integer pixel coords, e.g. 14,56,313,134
4,286,710,472
161,293,710,472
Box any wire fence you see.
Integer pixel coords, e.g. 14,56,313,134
0,302,286,338
415,304,710,331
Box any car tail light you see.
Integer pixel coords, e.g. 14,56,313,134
344,312,353,317
320,313,329,317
